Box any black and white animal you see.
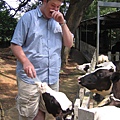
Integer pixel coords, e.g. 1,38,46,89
95,61,116,71
35,81,73,120
89,106,120,120
89,73,120,119
76,54,109,73
76,63,91,73
77,62,120,120
78,61,120,106
78,69,114,97
78,61,117,96
109,72,120,107
95,60,120,72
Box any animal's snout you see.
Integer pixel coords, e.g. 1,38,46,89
78,76,82,83
78,74,87,83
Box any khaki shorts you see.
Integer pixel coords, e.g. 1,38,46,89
16,76,59,120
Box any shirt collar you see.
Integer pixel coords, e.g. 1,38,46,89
37,5,43,18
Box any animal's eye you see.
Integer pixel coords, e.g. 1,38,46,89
88,80,92,83
98,73,103,77
50,98,54,104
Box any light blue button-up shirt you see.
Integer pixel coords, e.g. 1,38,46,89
11,6,63,84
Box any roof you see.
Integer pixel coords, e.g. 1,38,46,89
80,10,120,30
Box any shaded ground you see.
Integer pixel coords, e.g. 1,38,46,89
0,47,86,119
0,48,17,111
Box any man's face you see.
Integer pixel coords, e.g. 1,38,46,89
43,0,62,18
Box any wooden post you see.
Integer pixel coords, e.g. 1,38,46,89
74,99,81,120
115,52,119,61
108,51,111,61
78,108,94,120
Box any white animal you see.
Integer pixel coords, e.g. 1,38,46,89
98,54,109,64
89,106,120,120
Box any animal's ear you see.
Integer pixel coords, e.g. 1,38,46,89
110,72,120,83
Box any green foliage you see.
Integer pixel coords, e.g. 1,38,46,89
83,0,118,20
82,0,120,47
0,0,68,47
0,0,17,46
60,0,69,16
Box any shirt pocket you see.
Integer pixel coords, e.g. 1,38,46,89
54,26,62,33
53,27,62,49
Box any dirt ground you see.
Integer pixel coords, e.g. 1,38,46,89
0,47,85,113
0,47,17,111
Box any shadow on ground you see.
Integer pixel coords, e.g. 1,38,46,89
2,47,87,120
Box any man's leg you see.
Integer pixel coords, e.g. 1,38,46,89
33,109,45,120
17,76,43,120
49,80,59,92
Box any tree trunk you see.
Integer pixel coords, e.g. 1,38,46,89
62,0,94,66
66,0,94,34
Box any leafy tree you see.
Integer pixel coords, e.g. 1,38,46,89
0,0,94,46
0,0,17,47
83,0,120,41
65,0,94,34
84,0,119,20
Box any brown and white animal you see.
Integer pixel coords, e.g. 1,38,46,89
35,81,73,120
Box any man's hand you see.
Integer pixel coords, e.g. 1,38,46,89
23,60,36,78
51,10,65,24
